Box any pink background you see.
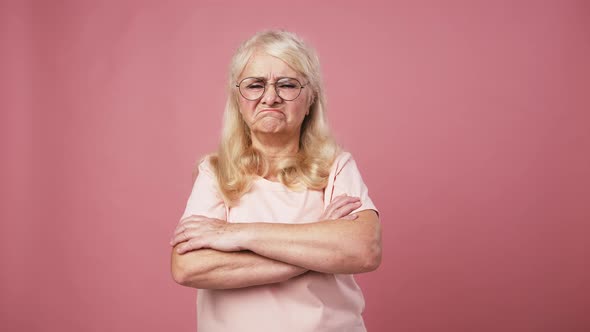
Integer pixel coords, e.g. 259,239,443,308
1,1,589,331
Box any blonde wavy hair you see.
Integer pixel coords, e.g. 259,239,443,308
205,29,340,206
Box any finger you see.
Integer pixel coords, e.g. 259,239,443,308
334,196,360,209
341,214,358,220
174,234,196,251
327,197,360,218
173,219,204,237
174,223,196,237
323,195,345,217
343,196,361,206
170,228,195,246
325,195,355,216
333,200,362,219
173,224,186,237
178,215,195,224
176,237,205,254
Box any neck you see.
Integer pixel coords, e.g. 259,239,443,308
250,131,300,175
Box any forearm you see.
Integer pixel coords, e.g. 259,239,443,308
171,245,308,289
236,210,381,274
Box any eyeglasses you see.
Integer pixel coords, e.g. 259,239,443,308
236,77,308,101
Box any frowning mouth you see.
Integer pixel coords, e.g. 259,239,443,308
260,108,282,113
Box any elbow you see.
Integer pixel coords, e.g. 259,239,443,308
359,222,382,272
342,239,381,274
172,261,205,288
171,265,188,286
360,223,381,272
171,259,191,286
171,248,199,287
360,241,382,272
171,248,216,288
358,212,382,273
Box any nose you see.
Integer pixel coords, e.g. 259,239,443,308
261,83,282,105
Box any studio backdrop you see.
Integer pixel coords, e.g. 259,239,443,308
1,1,589,331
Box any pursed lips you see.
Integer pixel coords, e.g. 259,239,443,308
260,108,282,113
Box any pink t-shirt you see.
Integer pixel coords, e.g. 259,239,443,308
180,151,379,332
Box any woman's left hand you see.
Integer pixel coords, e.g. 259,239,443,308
170,215,242,254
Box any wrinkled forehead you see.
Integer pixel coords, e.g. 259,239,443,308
238,52,301,81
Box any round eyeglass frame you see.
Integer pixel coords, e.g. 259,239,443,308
235,77,308,101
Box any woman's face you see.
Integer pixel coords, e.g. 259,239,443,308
237,53,310,138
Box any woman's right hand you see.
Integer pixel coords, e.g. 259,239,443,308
320,194,362,221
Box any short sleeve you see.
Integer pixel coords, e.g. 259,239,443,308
324,152,379,216
179,156,227,222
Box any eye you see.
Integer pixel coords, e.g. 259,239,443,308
278,83,297,89
246,83,264,89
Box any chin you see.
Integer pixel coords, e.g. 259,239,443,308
255,127,284,134
254,122,285,134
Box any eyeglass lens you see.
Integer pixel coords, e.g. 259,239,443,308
239,78,303,101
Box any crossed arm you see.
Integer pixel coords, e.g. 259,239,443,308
171,248,308,289
170,205,381,290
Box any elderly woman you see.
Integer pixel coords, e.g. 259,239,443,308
170,29,381,332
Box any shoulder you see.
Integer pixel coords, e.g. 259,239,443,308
330,150,355,175
200,154,217,169
192,153,217,182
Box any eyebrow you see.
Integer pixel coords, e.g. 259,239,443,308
245,76,296,80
